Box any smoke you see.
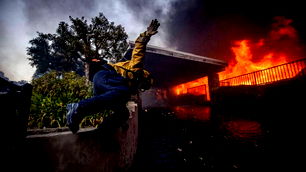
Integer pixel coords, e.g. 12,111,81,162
0,0,177,81
0,0,99,81
0,0,305,81
23,0,97,34
255,16,304,62
164,0,306,62
119,0,180,46
0,0,33,81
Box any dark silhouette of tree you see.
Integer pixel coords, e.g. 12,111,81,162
27,13,128,81
27,33,54,78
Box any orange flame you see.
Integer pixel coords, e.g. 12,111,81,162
219,39,288,81
218,17,304,86
173,76,209,100
172,17,304,100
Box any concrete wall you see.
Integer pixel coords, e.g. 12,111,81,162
22,101,139,172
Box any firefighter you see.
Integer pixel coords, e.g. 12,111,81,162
66,19,160,134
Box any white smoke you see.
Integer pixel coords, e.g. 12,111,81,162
0,0,34,81
0,0,179,81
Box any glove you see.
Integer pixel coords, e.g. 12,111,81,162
146,19,160,36
136,19,160,43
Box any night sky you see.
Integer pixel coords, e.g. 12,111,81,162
1,0,305,81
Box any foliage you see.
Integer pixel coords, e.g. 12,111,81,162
27,13,129,79
28,71,108,129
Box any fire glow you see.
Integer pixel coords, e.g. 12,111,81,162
173,17,305,99
219,39,291,86
223,120,262,139
173,76,210,100
219,39,288,80
173,38,290,100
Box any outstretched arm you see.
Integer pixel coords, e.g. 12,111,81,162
129,19,160,69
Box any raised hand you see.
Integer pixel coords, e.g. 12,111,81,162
146,19,160,36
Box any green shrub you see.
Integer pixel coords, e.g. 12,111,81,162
28,71,108,129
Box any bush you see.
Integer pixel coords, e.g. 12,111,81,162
28,71,107,129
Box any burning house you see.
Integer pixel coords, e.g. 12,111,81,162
170,16,306,104
123,42,228,107
126,37,306,108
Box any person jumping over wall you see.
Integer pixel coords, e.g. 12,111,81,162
66,19,160,134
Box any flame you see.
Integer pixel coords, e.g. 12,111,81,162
173,76,210,100
218,16,302,85
173,38,289,99
172,17,304,100
219,39,288,81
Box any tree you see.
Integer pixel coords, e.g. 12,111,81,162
27,13,129,80
27,33,55,77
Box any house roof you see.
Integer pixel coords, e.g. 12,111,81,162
122,42,228,87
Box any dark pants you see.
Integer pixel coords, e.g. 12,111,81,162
78,64,132,117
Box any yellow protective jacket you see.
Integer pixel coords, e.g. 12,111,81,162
109,31,152,83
